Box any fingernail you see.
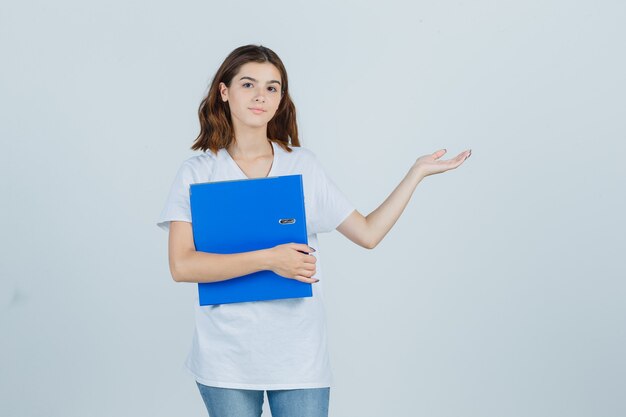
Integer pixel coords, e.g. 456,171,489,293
309,247,316,252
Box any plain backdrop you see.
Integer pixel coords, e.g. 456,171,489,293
1,0,625,416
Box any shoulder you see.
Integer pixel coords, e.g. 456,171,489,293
175,151,216,181
183,150,217,166
183,151,217,168
281,144,319,165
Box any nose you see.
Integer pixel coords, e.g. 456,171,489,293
253,87,266,103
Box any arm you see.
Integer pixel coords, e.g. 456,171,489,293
337,148,471,249
167,221,318,284
168,221,274,283
337,167,424,249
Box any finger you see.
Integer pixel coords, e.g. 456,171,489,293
302,263,316,271
432,158,459,173
299,267,316,277
433,149,447,160
302,254,317,264
448,155,468,170
293,243,316,253
444,151,470,166
455,150,471,166
454,149,471,161
294,274,319,283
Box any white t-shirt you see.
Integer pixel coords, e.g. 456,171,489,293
156,140,355,390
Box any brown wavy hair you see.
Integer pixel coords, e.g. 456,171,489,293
191,44,300,156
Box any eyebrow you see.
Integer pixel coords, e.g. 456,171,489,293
239,76,281,86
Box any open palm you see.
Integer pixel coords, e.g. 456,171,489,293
413,148,472,178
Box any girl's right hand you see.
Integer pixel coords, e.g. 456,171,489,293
267,243,318,283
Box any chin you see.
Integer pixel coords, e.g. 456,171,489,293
246,120,268,127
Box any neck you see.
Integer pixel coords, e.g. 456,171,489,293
228,135,273,160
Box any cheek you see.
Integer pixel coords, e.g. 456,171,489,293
270,96,282,110
231,97,251,113
230,88,252,101
230,91,246,104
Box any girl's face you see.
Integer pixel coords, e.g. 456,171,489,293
219,62,284,130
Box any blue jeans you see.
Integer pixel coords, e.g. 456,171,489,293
195,381,330,417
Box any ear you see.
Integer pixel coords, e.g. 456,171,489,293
219,82,228,102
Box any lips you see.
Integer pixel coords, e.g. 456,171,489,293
249,108,266,114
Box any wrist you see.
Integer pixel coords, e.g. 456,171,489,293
409,165,425,182
258,248,275,271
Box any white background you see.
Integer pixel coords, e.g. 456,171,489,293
1,0,624,416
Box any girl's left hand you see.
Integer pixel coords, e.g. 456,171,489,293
412,148,471,178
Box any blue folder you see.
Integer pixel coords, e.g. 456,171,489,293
189,174,312,305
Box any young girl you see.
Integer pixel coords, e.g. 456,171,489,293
157,44,471,417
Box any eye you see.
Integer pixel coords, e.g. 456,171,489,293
243,82,253,88
268,86,278,92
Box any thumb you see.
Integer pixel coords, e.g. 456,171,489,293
292,243,316,253
433,148,447,160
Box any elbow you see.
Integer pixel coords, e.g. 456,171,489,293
170,262,186,283
170,268,181,283
169,249,197,282
364,237,378,250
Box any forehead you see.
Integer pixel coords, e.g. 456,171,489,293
236,62,281,81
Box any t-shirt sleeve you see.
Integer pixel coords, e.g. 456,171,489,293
156,160,197,233
311,154,356,233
